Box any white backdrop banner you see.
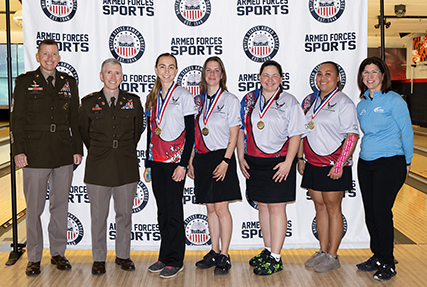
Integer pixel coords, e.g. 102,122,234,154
23,0,369,251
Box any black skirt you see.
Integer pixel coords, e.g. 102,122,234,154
301,161,353,192
193,149,242,204
245,155,297,203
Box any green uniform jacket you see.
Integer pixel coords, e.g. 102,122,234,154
78,89,143,187
10,67,83,168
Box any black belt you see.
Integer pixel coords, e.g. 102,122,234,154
25,124,69,132
90,139,134,149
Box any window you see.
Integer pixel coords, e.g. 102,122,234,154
0,44,25,109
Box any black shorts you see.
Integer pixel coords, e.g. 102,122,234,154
301,161,353,192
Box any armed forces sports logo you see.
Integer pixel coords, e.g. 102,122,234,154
57,61,79,85
175,0,211,26
312,214,347,240
67,212,84,245
309,0,345,23
109,26,145,64
184,214,211,246
309,62,346,92
243,25,279,63
176,65,202,95
41,0,77,22
132,181,149,213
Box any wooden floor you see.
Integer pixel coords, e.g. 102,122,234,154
1,247,427,287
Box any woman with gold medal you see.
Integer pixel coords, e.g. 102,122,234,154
298,61,359,273
143,53,197,279
237,60,307,275
187,56,241,275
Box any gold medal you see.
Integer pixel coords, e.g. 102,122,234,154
202,127,209,136
308,121,315,130
257,121,265,130
154,127,162,136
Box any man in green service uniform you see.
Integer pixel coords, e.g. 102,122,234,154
10,39,83,276
78,58,143,275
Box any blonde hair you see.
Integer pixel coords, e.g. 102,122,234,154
145,53,178,110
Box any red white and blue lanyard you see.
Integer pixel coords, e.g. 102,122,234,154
156,82,177,127
203,87,223,126
311,87,338,120
259,87,280,120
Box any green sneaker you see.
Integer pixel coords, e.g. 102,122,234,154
249,248,271,267
253,256,283,275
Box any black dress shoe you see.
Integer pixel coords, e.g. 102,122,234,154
92,261,106,275
51,255,72,270
115,257,135,271
26,261,41,276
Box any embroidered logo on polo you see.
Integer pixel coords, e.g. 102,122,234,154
132,181,149,213
67,212,84,245
374,107,384,113
57,61,79,85
41,0,77,22
309,62,347,92
243,25,279,62
308,0,345,23
312,214,347,240
176,65,202,95
175,0,211,27
109,26,145,64
184,214,211,246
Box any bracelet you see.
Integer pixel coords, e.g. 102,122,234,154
297,157,305,161
222,157,231,164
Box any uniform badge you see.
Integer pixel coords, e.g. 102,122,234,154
60,81,71,92
92,104,102,111
28,80,43,91
63,103,69,110
121,99,134,109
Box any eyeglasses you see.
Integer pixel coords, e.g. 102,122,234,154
362,70,381,77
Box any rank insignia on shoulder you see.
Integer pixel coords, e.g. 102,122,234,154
122,99,134,109
60,81,71,92
92,104,102,111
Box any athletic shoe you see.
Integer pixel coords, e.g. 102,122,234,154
195,250,219,269
304,250,326,267
249,248,271,267
253,256,283,276
214,254,231,275
148,261,165,273
373,263,396,281
159,266,184,279
356,255,381,272
314,253,340,273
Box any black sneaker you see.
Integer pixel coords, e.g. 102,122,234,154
253,256,283,276
249,249,271,267
373,263,396,281
195,250,219,269
214,254,231,275
356,255,381,272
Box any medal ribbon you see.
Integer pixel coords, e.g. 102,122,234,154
156,82,177,127
311,87,338,120
259,87,280,120
203,87,223,126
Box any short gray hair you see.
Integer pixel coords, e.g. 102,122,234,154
101,58,122,73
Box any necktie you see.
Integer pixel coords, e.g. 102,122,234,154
47,75,54,90
111,97,116,109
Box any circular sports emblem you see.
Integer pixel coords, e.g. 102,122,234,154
184,214,211,246
309,62,346,92
57,61,79,85
243,25,279,63
67,212,84,245
176,65,202,96
41,0,77,22
132,181,149,213
175,0,211,27
311,214,347,240
246,190,258,210
109,26,145,64
309,0,345,23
